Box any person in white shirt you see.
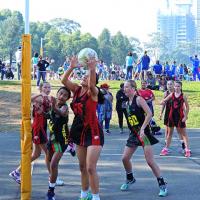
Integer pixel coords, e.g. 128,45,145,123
15,46,22,80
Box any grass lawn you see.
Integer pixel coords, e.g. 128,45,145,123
0,80,200,133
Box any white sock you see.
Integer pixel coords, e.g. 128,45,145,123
92,193,100,200
81,189,89,198
49,181,56,188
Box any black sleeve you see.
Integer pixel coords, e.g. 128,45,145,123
116,91,121,101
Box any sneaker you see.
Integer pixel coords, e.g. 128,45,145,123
67,143,76,157
120,178,136,191
154,131,162,135
56,177,64,186
70,149,76,157
185,149,191,157
160,148,169,156
79,192,92,200
120,128,123,134
9,170,21,184
46,190,55,200
159,185,168,197
106,130,110,134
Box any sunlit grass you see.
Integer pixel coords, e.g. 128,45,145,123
0,79,200,131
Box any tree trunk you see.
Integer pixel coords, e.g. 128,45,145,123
9,52,13,67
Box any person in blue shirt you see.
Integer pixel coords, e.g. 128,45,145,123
153,60,163,79
125,51,134,80
139,51,150,80
189,55,200,81
63,56,70,71
164,61,171,79
171,61,177,80
134,61,142,80
178,64,184,80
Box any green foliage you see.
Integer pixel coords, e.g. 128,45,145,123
49,18,81,34
98,29,112,65
0,9,142,68
0,10,23,62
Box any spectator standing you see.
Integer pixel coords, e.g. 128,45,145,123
171,61,177,80
15,46,22,80
153,60,163,79
164,61,171,79
125,51,134,80
100,83,113,134
189,55,200,81
116,83,128,134
140,51,150,80
32,52,39,80
1,62,6,80
37,55,49,87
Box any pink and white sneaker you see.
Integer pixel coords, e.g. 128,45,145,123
160,148,169,156
185,149,191,157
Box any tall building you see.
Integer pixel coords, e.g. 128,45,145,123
157,0,195,49
197,0,200,47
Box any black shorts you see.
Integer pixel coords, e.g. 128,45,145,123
70,116,104,147
47,140,68,153
126,127,159,147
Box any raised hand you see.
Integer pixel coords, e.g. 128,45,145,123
69,56,78,68
87,57,97,69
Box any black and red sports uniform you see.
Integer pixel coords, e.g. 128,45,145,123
167,92,186,128
164,91,172,126
32,96,51,144
70,87,104,147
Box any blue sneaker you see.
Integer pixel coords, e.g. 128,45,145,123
120,178,136,191
46,190,55,200
159,185,168,197
9,170,21,184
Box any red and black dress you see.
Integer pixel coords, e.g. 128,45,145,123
164,91,172,126
167,92,186,128
70,86,104,147
32,96,51,144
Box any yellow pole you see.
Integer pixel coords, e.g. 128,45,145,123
21,34,32,200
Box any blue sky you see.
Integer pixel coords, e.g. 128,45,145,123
0,0,196,42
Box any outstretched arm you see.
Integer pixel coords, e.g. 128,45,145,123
159,91,167,120
87,58,98,100
61,56,79,93
31,94,42,102
160,93,173,105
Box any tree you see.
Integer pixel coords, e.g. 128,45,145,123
30,22,52,54
0,10,23,64
44,28,64,68
49,18,81,34
144,32,170,63
111,32,132,65
63,31,99,57
98,29,112,65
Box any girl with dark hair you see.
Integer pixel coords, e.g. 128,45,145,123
46,87,71,200
161,81,191,157
9,82,53,184
61,56,104,200
120,80,168,197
